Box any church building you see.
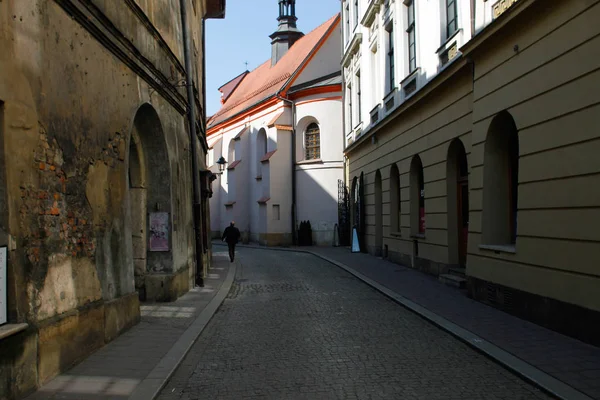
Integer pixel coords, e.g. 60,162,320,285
208,1,343,246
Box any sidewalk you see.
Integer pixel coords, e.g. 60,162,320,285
228,242,600,400
26,249,235,400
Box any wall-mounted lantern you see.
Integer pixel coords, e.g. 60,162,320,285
216,156,228,173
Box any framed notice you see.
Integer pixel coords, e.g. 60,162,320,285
149,212,169,252
0,247,7,325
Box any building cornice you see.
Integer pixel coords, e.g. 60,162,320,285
460,0,534,57
361,0,383,27
341,32,363,67
344,58,470,154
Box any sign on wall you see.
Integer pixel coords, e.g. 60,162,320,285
0,247,7,325
492,0,519,20
149,212,169,252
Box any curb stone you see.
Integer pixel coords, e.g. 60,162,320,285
216,242,592,400
128,257,237,400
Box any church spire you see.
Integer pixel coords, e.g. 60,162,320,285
270,0,304,66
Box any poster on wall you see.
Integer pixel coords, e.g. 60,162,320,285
0,247,7,325
149,212,169,252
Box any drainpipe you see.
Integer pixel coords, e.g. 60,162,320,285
276,94,297,245
180,0,204,286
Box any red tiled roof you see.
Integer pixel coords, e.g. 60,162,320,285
227,160,242,170
218,71,249,104
208,14,340,129
267,111,284,128
233,126,249,140
260,150,277,162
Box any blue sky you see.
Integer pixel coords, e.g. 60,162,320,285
205,0,341,117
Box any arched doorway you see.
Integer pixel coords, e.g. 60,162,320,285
129,104,172,301
359,172,366,252
410,155,425,235
374,170,383,256
447,139,469,267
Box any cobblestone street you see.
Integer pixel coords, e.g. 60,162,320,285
157,248,553,400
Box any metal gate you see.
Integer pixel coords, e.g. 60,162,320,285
337,179,351,246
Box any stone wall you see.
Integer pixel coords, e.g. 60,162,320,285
0,0,214,398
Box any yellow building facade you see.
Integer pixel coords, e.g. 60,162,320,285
345,0,600,345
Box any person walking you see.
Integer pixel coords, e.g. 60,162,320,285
222,221,241,262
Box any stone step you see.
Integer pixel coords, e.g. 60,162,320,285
448,267,466,278
439,273,467,289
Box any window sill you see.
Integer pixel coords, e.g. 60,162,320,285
479,244,517,254
296,159,323,165
0,323,28,341
436,28,463,55
410,233,426,239
390,232,402,238
255,175,262,181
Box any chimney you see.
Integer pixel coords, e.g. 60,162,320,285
269,0,304,66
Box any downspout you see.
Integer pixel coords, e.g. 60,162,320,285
276,94,297,245
180,0,204,286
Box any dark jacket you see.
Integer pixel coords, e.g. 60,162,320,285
222,225,241,244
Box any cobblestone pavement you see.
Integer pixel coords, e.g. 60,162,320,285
157,248,553,400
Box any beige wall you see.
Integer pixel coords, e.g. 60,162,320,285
347,0,600,313
467,0,600,312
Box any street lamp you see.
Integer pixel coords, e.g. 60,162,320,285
216,156,228,173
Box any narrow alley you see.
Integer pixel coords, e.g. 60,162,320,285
157,248,551,400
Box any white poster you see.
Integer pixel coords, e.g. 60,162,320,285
0,247,6,325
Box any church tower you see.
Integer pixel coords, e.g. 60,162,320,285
270,0,304,66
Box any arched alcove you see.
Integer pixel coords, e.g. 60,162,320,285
410,155,425,235
389,163,401,233
129,104,173,300
374,169,383,256
483,111,519,246
447,138,469,266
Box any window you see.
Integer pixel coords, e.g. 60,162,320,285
273,204,280,220
406,1,416,73
387,25,395,92
356,71,362,126
446,0,458,38
483,111,519,246
370,47,379,107
347,84,353,130
256,129,267,177
345,3,350,43
305,123,320,160
410,155,425,235
354,0,359,28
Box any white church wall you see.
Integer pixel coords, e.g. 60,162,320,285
294,95,344,245
293,25,342,87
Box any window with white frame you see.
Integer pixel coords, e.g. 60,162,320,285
446,0,458,38
354,0,359,28
370,46,379,107
347,83,353,130
386,24,395,93
356,70,362,126
345,2,350,43
406,1,416,73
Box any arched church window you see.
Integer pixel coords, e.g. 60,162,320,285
305,123,320,160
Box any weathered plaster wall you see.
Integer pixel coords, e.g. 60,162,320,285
0,0,209,398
